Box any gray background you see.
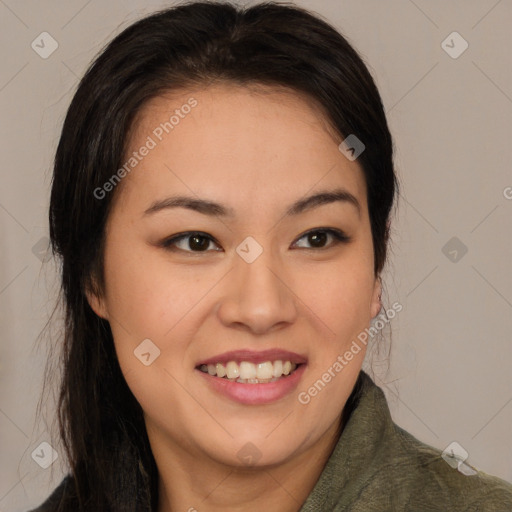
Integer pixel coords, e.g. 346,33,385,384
1,0,511,510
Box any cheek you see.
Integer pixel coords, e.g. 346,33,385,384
102,243,198,336
102,258,198,428
298,258,375,337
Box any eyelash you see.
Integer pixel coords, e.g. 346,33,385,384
160,228,351,254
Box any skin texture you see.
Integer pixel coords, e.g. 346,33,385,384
87,83,382,512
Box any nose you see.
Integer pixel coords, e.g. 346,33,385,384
216,247,298,335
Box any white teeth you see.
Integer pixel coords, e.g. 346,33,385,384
199,360,298,381
225,361,240,379
215,363,226,378
256,361,274,380
239,361,257,380
272,360,283,378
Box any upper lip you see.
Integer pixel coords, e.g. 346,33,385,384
196,349,308,367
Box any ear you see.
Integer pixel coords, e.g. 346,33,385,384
85,277,109,320
369,276,382,319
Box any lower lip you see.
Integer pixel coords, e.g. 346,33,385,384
196,364,307,405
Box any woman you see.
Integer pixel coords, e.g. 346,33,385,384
31,1,512,511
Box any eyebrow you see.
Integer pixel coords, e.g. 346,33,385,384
143,187,361,219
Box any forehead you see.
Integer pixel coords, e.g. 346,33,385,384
133,82,338,140
114,83,367,219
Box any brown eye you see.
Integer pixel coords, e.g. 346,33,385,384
161,232,221,253
187,234,211,251
293,228,350,250
307,231,328,248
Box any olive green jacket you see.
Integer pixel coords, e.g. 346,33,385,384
30,372,512,511
299,371,512,511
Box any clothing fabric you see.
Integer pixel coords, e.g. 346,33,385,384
29,371,512,511
298,372,512,511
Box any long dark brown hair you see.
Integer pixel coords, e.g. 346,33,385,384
40,1,398,510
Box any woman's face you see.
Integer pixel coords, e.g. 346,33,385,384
87,83,381,468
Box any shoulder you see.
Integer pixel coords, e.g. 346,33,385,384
27,475,75,512
380,421,512,511
328,373,512,511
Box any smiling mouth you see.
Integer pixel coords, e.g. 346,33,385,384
198,360,301,384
